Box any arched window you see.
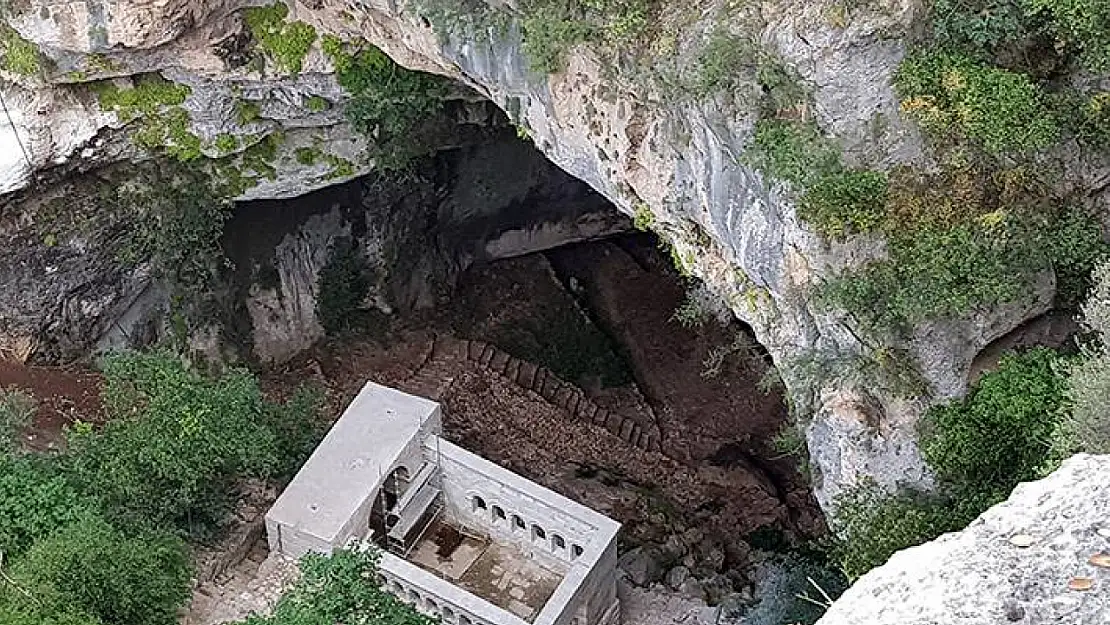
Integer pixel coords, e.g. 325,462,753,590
512,514,526,531
459,617,472,625
492,505,506,522
443,606,456,622
409,589,421,603
472,495,486,512
427,598,439,613
532,524,546,541
572,544,584,559
552,534,566,550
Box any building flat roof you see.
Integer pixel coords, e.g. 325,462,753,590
266,382,439,543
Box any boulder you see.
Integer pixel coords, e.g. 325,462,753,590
618,546,665,588
817,454,1110,625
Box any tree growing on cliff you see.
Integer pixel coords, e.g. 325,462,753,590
1057,261,1110,457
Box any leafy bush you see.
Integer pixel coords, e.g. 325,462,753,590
921,347,1068,499
747,119,840,188
521,2,593,73
322,36,448,163
930,0,1048,62
316,237,372,334
748,119,887,240
0,389,34,450
895,50,1059,154
737,552,847,625
830,481,979,581
0,24,41,76
518,0,656,73
821,222,1033,327
0,455,93,557
244,3,318,74
1054,89,1110,148
112,166,231,299
13,515,190,625
64,351,282,531
799,170,888,240
1057,262,1110,457
820,163,1106,328
234,548,435,625
1030,0,1110,71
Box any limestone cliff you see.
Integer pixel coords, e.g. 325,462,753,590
0,0,1103,511
816,454,1110,625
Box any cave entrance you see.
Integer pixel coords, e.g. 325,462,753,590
231,118,820,609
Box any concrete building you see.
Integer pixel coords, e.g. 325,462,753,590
265,382,621,625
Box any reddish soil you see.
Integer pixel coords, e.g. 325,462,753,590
0,359,103,451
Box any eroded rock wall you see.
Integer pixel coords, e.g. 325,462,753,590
0,0,1061,509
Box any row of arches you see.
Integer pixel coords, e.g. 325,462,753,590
471,495,585,560
382,576,486,625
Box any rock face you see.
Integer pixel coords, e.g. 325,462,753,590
817,454,1110,625
0,0,1082,508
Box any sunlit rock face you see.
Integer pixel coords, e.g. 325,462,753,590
817,454,1110,625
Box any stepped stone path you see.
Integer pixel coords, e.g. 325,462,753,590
400,335,663,452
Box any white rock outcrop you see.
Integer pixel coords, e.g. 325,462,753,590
817,454,1110,625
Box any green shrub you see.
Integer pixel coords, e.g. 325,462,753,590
0,24,41,76
694,30,757,96
930,0,1047,61
234,549,435,625
821,200,1105,329
895,50,1059,154
1054,89,1110,148
95,75,203,160
0,455,93,557
0,599,99,625
316,237,372,334
737,552,846,625
747,119,840,187
323,38,448,162
521,3,592,73
831,481,979,580
214,133,240,154
1030,0,1110,71
258,385,325,480
821,222,1034,327
748,119,889,240
64,351,281,531
305,95,329,111
294,146,320,165
95,75,191,119
0,389,34,450
920,347,1068,498
799,170,888,240
112,167,231,298
235,99,262,124
244,3,318,74
14,514,190,625
1056,262,1110,457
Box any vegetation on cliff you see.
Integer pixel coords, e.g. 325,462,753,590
0,352,323,625
833,257,1110,580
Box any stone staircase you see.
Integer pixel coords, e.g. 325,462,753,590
402,335,662,452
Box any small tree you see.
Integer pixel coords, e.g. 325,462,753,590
235,548,436,625
1058,261,1110,455
64,351,281,532
13,514,190,625
919,347,1067,499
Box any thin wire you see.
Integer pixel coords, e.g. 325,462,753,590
0,87,32,168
